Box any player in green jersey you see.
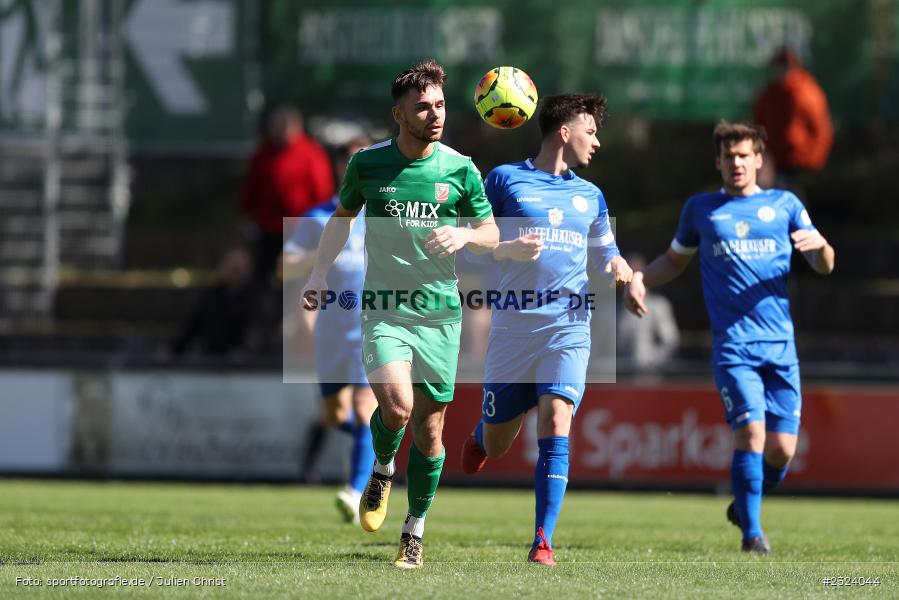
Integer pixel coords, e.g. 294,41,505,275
302,60,498,568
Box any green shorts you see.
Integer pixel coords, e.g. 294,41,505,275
361,320,461,403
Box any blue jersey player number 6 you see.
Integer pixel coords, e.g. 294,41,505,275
624,121,835,556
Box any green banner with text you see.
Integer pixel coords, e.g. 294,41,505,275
2,0,897,149
263,0,889,122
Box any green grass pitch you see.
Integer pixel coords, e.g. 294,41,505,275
0,479,896,598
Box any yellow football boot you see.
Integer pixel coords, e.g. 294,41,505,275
394,533,423,569
359,472,392,532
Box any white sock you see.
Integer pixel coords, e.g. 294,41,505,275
345,486,361,503
373,458,395,477
402,513,425,538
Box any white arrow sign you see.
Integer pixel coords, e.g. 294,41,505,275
124,0,234,115
0,0,49,125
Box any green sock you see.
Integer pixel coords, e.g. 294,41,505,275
407,443,445,518
370,406,405,466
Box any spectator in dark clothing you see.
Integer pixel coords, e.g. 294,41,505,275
163,247,257,363
239,107,334,286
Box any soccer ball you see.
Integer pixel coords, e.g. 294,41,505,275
473,66,538,129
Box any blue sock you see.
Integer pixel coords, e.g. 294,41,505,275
762,460,788,495
474,420,485,451
732,450,764,541
349,423,375,493
534,436,569,549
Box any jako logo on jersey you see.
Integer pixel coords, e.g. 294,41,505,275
709,213,732,221
757,206,776,222
735,221,750,238
379,186,397,193
548,208,564,227
435,182,449,203
516,196,542,203
571,195,589,212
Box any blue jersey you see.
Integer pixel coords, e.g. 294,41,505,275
286,197,365,337
672,187,817,344
484,159,620,336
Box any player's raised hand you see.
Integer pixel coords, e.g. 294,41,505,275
426,226,471,257
494,233,543,262
300,274,329,311
623,272,648,317
791,229,827,252
605,255,634,289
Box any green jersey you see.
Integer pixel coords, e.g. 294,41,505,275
340,138,492,324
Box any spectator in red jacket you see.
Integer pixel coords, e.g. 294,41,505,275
753,47,833,179
240,107,334,286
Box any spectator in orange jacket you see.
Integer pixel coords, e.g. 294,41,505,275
753,46,833,177
240,107,334,286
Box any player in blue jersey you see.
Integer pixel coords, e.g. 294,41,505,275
460,94,633,567
283,137,377,523
624,121,835,554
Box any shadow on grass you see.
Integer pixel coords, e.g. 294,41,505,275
332,551,385,562
78,556,220,564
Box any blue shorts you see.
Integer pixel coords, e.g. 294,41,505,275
316,333,368,397
712,340,801,434
482,330,589,424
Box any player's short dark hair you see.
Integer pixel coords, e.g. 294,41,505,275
538,94,608,139
391,60,447,101
713,120,767,156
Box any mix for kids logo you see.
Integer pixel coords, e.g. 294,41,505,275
384,199,442,228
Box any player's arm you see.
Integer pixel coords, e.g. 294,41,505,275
480,168,547,262
302,155,364,309
792,230,835,274
605,255,633,288
427,215,499,258
626,198,699,317
301,204,360,309
283,241,318,334
587,208,631,288
280,218,323,282
588,244,633,288
279,247,316,282
493,233,543,261
789,198,834,275
466,215,500,253
643,248,694,287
